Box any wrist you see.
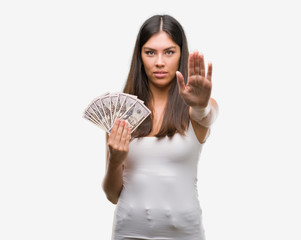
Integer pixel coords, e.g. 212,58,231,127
189,99,219,127
189,102,211,121
107,157,124,170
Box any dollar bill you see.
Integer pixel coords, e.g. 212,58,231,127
100,95,113,128
109,94,119,125
117,94,137,120
85,92,110,130
84,92,151,134
84,107,107,131
119,100,151,133
113,93,127,121
93,98,110,130
83,113,107,131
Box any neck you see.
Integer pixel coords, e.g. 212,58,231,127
148,88,169,136
149,84,170,107
150,90,169,108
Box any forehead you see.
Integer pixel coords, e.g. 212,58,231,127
142,31,179,50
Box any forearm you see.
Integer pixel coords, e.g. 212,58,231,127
102,161,124,204
102,119,131,204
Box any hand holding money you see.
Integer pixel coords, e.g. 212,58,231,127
107,119,131,167
83,92,151,134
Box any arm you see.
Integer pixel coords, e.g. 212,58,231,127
176,51,219,143
102,119,131,204
189,97,219,143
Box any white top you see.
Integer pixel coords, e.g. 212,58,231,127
111,122,206,240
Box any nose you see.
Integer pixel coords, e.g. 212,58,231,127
155,54,165,68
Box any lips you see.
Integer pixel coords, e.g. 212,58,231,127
153,71,168,78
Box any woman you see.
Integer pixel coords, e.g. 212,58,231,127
102,14,219,240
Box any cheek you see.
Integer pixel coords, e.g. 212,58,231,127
143,62,153,74
169,58,180,71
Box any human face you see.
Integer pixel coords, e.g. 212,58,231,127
141,31,181,91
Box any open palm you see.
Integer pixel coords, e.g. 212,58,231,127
176,51,212,108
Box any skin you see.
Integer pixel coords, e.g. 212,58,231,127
142,31,181,92
141,32,181,135
177,50,218,142
102,119,131,204
102,31,218,204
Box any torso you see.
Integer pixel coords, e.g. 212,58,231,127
112,121,206,239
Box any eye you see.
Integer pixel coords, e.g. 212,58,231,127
166,50,175,55
145,51,155,56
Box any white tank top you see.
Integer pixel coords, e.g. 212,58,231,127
112,122,206,240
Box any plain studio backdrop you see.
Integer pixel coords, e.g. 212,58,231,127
0,0,300,239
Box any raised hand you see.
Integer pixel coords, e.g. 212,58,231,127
107,119,131,167
176,51,212,108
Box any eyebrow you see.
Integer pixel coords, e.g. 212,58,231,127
143,46,177,51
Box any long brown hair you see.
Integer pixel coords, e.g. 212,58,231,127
123,15,190,139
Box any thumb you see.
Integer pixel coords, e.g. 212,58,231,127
176,71,185,93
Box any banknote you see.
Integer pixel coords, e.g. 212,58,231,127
120,100,151,133
100,95,112,127
109,94,119,124
113,93,127,121
83,92,151,134
117,94,137,119
93,99,110,130
84,107,107,131
83,113,107,131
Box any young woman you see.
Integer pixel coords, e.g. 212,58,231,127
102,14,219,240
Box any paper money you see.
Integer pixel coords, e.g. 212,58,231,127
109,94,118,124
83,92,151,134
100,95,112,127
83,107,107,131
117,94,138,119
113,94,126,120
120,100,151,132
83,113,106,131
91,100,110,131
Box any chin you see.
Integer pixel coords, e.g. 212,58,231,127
155,82,174,90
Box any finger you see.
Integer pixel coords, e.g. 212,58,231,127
124,126,131,151
120,121,129,147
109,118,120,140
188,53,194,77
176,71,186,93
194,51,200,75
200,54,206,77
114,119,125,143
207,62,213,82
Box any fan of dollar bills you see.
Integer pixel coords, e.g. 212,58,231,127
83,92,151,134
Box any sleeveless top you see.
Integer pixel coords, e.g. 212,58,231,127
111,121,206,240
